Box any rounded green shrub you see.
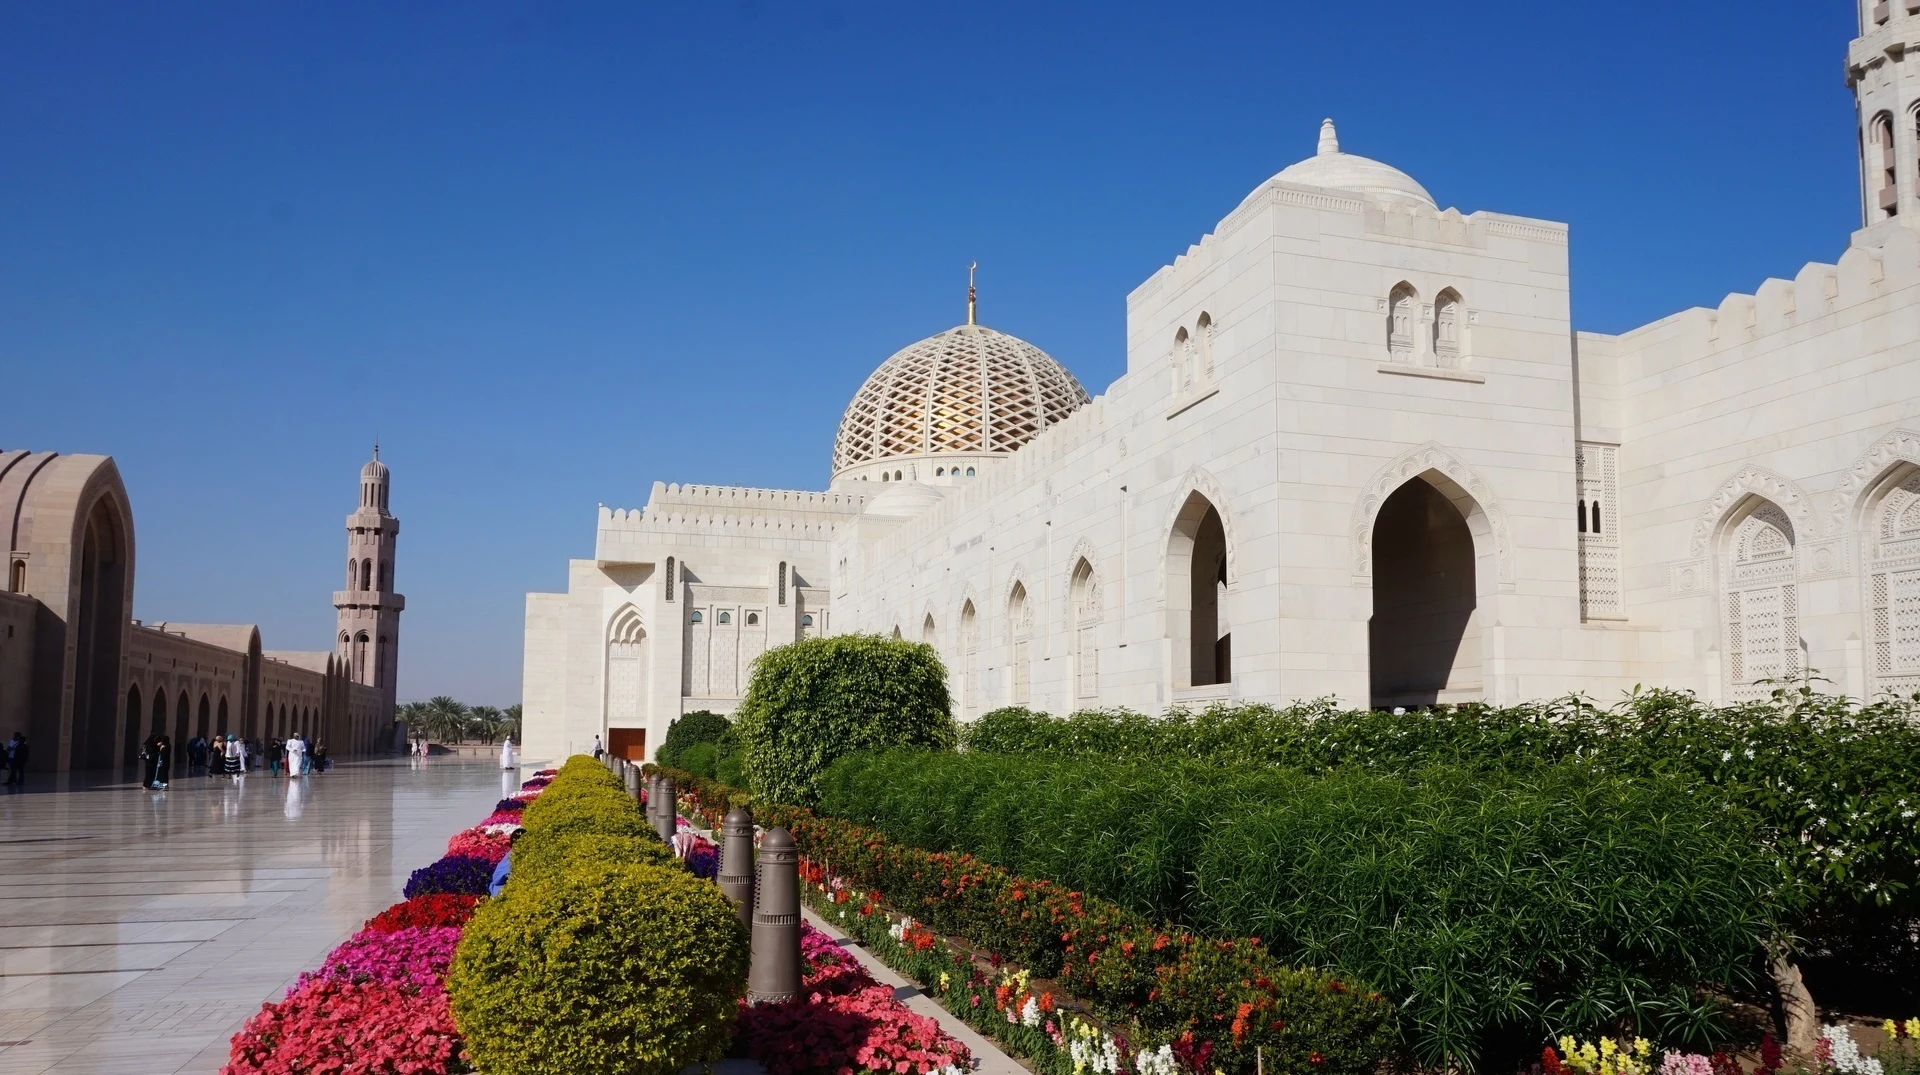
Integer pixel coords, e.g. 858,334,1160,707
552,755,625,790
735,633,955,805
514,830,674,880
448,859,749,1075
656,711,729,768
677,741,719,778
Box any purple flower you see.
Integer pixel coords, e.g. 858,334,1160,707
492,798,527,813
403,854,495,898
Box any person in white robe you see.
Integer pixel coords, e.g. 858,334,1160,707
500,737,516,770
284,734,306,776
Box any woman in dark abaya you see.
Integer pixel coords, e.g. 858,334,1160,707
141,733,171,789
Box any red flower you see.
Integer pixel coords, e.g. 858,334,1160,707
1310,1053,1326,1066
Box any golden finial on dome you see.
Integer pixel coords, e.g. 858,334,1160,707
967,261,978,326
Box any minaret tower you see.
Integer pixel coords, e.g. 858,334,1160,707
1849,0,1920,227
334,445,405,717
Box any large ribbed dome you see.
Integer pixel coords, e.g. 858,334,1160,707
831,322,1089,480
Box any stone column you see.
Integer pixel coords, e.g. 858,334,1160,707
718,807,755,928
747,826,799,1003
653,773,677,842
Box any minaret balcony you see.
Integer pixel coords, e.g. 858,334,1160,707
1875,1,1891,25
1881,185,1901,213
332,591,407,612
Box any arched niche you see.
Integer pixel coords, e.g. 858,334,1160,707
1367,475,1485,708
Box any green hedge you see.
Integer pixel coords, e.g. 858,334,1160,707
819,749,1777,1069
449,753,748,1075
957,690,1920,985
735,634,955,805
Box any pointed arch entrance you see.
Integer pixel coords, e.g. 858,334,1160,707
1368,475,1485,707
1167,492,1231,688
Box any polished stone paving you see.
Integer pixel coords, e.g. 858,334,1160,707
0,758,510,1074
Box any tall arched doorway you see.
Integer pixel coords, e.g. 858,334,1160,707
123,686,142,768
1168,493,1230,688
72,498,130,769
1369,477,1481,708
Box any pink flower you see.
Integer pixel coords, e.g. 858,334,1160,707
221,977,463,1075
296,926,463,994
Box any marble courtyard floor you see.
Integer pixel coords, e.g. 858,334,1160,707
0,757,509,1075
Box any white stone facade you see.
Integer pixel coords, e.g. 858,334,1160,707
521,16,1920,763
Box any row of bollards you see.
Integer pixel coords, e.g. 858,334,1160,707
621,757,800,1003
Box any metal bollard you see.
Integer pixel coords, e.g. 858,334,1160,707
747,826,800,1003
644,772,661,822
625,763,640,798
653,774,677,841
718,806,755,928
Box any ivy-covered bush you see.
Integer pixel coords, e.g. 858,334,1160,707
735,634,956,805
820,749,1777,1069
657,710,730,768
448,858,748,1075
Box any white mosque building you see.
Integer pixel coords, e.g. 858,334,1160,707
523,5,1920,763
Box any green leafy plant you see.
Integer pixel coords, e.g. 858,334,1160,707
819,749,1777,1070
656,711,730,769
734,634,955,806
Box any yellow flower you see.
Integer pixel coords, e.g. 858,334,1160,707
1560,1037,1578,1058
1634,1039,1651,1059
1906,1018,1920,1039
1888,1020,1901,1038
938,971,952,992
1600,1038,1617,1058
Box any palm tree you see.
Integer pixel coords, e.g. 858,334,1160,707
468,705,503,744
395,700,431,742
425,696,467,742
502,704,522,743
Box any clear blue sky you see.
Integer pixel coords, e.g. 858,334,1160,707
0,2,1862,706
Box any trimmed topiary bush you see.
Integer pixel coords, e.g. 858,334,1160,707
513,829,674,880
735,634,955,806
448,859,749,1075
520,787,649,840
656,710,729,769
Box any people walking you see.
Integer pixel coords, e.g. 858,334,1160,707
591,735,604,760
225,735,244,779
3,733,26,786
268,737,283,776
500,736,515,770
285,733,306,776
313,739,329,773
140,732,170,789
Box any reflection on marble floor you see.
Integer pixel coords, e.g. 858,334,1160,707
0,758,513,1074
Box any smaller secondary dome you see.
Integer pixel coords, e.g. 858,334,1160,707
361,456,388,482
863,481,947,519
1271,119,1435,210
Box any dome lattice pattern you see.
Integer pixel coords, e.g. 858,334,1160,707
832,323,1090,477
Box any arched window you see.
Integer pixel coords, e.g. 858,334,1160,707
891,624,903,640
1874,111,1899,219
1007,582,1032,704
360,559,373,591
718,611,731,625
1590,501,1602,534
197,693,211,739
922,613,936,644
665,556,676,601
1196,312,1214,377
895,470,903,481
1433,289,1462,369
1720,499,1800,699
1071,558,1100,699
778,561,787,606
607,606,646,732
1173,326,1192,391
958,599,979,713
374,635,387,688
1388,283,1417,363
353,632,370,683
747,612,760,626
1577,501,1588,533
965,467,976,477
347,558,357,588
690,610,704,624
936,467,945,476
800,613,814,633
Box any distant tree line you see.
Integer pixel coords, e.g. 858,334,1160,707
397,696,522,744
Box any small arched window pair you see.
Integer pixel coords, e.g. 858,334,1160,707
1577,500,1602,534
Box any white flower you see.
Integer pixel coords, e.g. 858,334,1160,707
889,916,915,942
1721,751,1733,762
1822,1025,1883,1075
1744,748,1756,759
1135,1045,1179,1075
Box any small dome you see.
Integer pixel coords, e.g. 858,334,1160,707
863,481,947,519
1270,119,1435,210
361,457,389,482
832,321,1089,480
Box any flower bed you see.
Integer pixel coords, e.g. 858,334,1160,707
657,763,1396,1075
